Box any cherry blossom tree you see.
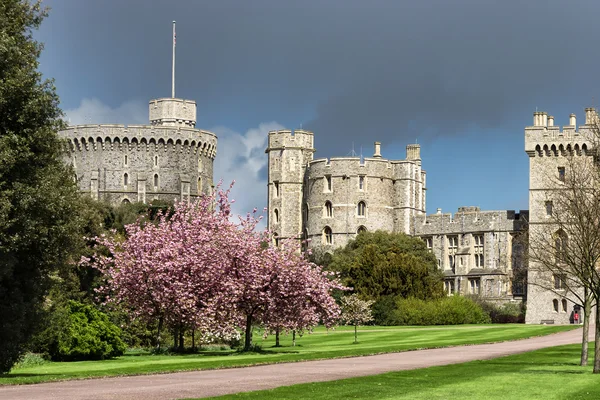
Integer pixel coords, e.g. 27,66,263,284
92,183,344,351
340,294,374,344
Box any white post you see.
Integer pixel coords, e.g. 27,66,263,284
172,21,176,98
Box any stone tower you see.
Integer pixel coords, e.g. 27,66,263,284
524,108,596,324
265,129,315,244
266,130,426,249
59,97,217,205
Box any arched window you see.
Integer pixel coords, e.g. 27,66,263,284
273,233,280,247
124,154,128,166
197,177,202,195
198,158,203,172
153,174,159,189
323,226,333,245
324,201,333,218
122,198,131,204
123,173,129,187
553,299,559,312
274,208,279,223
357,201,366,217
561,299,568,313
357,225,367,234
154,155,159,167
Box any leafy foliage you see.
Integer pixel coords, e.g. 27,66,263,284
340,294,374,343
391,296,491,325
92,184,345,352
328,231,444,301
472,298,525,324
0,0,82,373
41,300,126,361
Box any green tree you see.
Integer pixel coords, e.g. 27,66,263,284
329,231,444,301
0,0,81,373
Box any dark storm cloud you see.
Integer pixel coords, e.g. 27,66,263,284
42,0,600,157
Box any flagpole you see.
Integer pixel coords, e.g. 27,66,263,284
172,21,176,98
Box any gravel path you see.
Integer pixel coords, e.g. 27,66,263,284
0,327,588,400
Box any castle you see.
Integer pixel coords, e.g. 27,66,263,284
60,90,597,324
59,97,216,204
265,130,528,304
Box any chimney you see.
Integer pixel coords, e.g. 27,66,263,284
373,141,382,158
548,115,554,126
542,112,548,127
569,113,577,126
436,208,442,215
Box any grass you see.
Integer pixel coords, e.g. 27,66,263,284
202,343,600,400
1,324,576,385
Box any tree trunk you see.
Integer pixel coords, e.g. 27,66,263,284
244,314,253,351
179,327,184,352
155,316,164,351
292,330,296,347
354,323,358,344
594,304,600,374
275,328,281,347
192,329,196,352
581,297,591,366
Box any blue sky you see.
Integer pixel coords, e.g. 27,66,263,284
35,0,600,216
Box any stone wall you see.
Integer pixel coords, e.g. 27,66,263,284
415,207,528,300
59,98,217,206
525,109,596,324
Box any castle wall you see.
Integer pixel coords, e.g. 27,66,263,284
414,207,527,300
266,130,425,250
60,123,216,205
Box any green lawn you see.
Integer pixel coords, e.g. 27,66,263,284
1,324,576,385
203,343,600,400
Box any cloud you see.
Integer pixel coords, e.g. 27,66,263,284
212,122,284,221
64,98,147,125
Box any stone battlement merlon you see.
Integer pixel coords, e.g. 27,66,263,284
267,129,315,152
418,207,528,224
149,98,197,127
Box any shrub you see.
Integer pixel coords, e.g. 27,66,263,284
473,298,525,323
44,301,126,361
392,295,491,325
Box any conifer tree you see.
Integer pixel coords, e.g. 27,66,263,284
0,0,80,373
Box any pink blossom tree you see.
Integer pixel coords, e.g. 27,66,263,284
92,184,244,349
92,183,344,351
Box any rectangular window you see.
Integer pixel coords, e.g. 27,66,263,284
547,201,553,216
359,175,365,190
325,175,332,192
469,278,480,295
424,237,433,252
445,280,455,294
558,167,565,182
474,234,484,267
553,274,566,290
448,236,458,253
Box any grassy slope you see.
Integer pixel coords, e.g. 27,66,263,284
204,343,600,400
1,324,576,385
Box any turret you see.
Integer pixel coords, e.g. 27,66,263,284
149,98,197,127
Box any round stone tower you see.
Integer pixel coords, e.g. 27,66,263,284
59,97,217,205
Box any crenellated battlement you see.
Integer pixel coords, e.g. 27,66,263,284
149,98,197,127
525,108,598,157
415,207,528,235
60,124,217,158
267,129,314,151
